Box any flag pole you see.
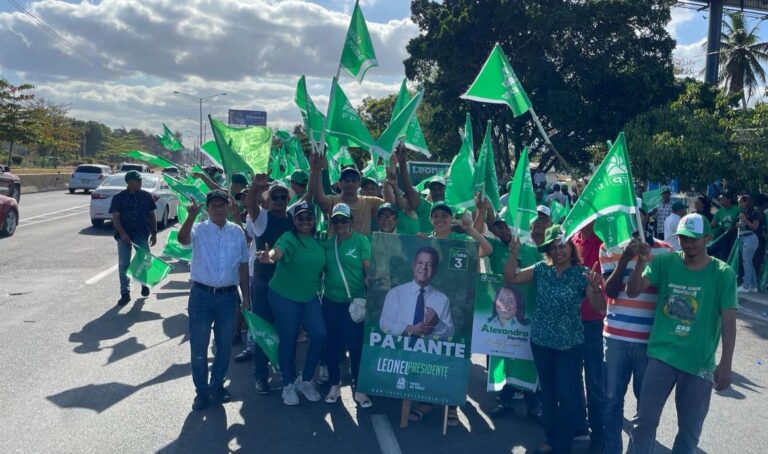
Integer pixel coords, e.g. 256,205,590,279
316,68,343,156
528,108,577,175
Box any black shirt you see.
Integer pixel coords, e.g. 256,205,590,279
109,189,157,240
253,211,294,279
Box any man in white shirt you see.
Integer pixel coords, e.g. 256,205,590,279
179,189,250,411
663,202,688,251
379,246,454,340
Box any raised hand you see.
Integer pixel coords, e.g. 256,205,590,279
257,242,274,264
508,235,521,256
187,202,201,219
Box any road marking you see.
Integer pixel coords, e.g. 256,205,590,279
85,264,118,285
466,395,494,430
19,210,89,227
371,414,402,454
21,204,90,221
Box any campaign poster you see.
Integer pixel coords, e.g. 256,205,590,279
357,233,478,406
471,273,533,360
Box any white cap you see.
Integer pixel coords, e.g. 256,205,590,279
536,205,551,217
331,203,352,218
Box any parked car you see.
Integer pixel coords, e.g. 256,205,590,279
0,194,19,237
118,163,151,173
0,166,21,202
68,164,113,193
161,166,180,177
89,173,179,228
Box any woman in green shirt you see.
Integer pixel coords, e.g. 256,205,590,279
258,202,327,407
322,203,373,408
504,225,605,454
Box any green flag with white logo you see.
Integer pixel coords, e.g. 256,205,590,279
561,133,637,242
200,140,222,166
295,75,327,148
505,147,537,240
391,79,430,158
242,309,280,372
158,123,183,152
126,246,173,288
123,150,176,169
326,78,376,151
444,112,476,211
374,89,423,161
472,120,501,212
461,43,532,117
339,0,378,83
162,229,192,262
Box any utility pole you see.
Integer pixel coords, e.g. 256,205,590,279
704,0,724,85
172,91,227,165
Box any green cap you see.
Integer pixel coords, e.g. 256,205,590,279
537,224,564,252
675,213,712,239
124,170,142,182
290,169,309,185
377,202,397,216
430,201,453,216
231,173,248,186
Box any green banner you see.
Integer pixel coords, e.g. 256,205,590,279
161,229,192,262
488,355,538,392
357,233,478,406
471,274,533,361
242,309,280,372
126,246,173,288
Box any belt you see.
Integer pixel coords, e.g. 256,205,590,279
192,281,238,294
739,232,755,237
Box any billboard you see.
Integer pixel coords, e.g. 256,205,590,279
228,109,267,126
406,161,450,185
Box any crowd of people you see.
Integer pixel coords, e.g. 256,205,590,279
107,147,746,454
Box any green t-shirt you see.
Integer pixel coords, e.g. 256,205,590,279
430,231,470,241
712,206,740,235
324,233,371,302
416,197,433,233
396,210,421,235
270,231,326,303
487,240,542,314
643,252,738,379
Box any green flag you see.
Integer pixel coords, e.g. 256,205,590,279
200,140,222,166
123,150,176,169
361,154,386,183
242,309,280,372
326,78,376,151
373,89,423,161
642,187,665,213
561,133,637,242
550,199,566,224
339,0,378,83
162,229,192,262
295,75,327,147
164,174,207,205
727,237,742,271
391,79,430,158
270,146,289,182
594,210,638,250
460,43,532,117
126,246,173,288
488,356,538,392
157,123,183,152
275,129,292,141
209,117,272,174
472,121,501,211
505,147,537,240
209,116,255,184
444,112,476,211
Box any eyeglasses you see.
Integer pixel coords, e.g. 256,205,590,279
331,217,350,224
270,193,288,201
296,214,315,222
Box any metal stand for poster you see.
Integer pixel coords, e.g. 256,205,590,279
442,406,449,435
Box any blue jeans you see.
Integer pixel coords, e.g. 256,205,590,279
576,320,607,445
604,337,649,454
627,358,713,454
269,289,327,384
116,237,149,295
321,297,363,386
741,234,759,289
532,342,584,453
188,286,238,395
251,275,274,382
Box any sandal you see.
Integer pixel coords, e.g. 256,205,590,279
408,403,433,421
354,392,373,408
447,407,459,426
325,385,341,404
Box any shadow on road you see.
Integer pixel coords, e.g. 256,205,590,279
78,226,114,236
46,363,190,413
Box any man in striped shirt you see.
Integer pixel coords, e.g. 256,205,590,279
598,207,673,454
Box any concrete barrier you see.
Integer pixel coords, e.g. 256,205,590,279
19,173,70,194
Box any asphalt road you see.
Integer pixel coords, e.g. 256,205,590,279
0,190,766,453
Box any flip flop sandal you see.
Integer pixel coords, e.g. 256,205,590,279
325,386,341,404
447,408,459,426
354,392,373,409
408,403,433,422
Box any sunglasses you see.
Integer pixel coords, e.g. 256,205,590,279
331,217,350,224
296,214,315,222
270,193,288,201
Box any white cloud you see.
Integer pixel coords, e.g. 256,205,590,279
0,0,417,140
667,7,696,39
673,37,707,80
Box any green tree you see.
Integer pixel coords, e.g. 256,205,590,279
98,129,145,165
358,95,397,139
0,79,39,167
718,11,768,109
404,0,678,177
31,101,81,168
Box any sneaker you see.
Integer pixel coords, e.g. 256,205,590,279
211,386,232,403
750,287,759,293
489,403,513,418
295,379,321,402
117,294,130,306
192,393,210,411
254,379,270,395
234,350,253,363
282,383,300,406
317,364,329,385
141,285,150,297
737,285,751,293
512,390,525,400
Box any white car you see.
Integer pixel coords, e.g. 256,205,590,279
68,164,113,193
89,173,180,228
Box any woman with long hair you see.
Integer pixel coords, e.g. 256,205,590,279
487,285,529,327
737,194,761,292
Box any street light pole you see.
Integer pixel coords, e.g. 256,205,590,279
172,91,227,165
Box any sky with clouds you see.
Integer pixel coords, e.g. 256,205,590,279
0,1,764,148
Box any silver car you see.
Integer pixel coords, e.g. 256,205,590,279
69,164,113,193
89,173,179,228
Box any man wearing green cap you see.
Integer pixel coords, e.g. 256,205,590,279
109,170,157,305
625,213,738,454
289,170,309,205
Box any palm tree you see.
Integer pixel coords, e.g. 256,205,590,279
718,11,768,109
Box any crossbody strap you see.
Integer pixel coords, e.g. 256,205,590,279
335,237,352,300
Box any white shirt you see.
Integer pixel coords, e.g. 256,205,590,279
546,192,566,205
663,213,682,251
379,281,454,340
245,216,257,277
190,220,249,287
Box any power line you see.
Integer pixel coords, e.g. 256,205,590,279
6,0,127,83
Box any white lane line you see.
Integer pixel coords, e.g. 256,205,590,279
371,414,402,454
22,204,90,221
19,210,89,227
85,264,118,285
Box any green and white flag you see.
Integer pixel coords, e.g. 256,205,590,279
373,89,423,161
488,356,538,392
295,75,327,148
339,0,378,83
209,118,271,174
162,229,192,262
285,137,310,172
561,132,637,242
727,237,742,271
326,78,376,151
391,79,430,157
505,146,537,240
123,150,176,169
444,113,476,211
642,187,665,213
126,246,173,288
472,121,501,211
200,140,222,166
242,309,280,372
209,116,256,184
163,174,207,206
157,123,183,152
460,43,532,117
